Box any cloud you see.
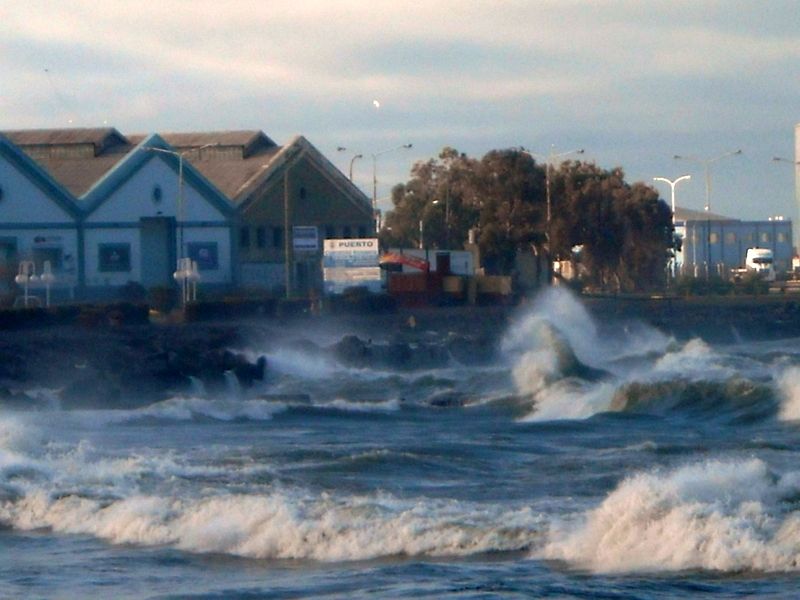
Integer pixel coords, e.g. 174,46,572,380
1,0,798,221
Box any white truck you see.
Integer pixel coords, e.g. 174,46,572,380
744,247,776,281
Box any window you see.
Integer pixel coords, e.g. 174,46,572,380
709,233,719,244
725,232,736,244
256,226,266,249
187,242,219,271
152,185,163,205
761,232,771,243
358,226,367,238
98,243,131,272
239,227,250,249
273,227,283,248
778,232,787,243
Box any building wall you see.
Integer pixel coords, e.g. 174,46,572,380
0,156,74,223
87,157,226,224
676,218,793,276
84,157,233,292
0,153,79,295
237,154,373,293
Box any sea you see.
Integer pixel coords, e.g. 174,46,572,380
3,288,800,599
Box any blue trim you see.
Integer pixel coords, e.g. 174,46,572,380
0,222,77,230
84,220,229,229
0,135,81,219
82,133,236,218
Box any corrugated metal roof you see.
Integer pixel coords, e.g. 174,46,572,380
674,206,736,222
2,127,127,148
1,128,368,211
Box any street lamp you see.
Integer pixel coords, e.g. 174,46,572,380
144,142,218,305
653,175,691,279
653,175,692,217
372,143,412,231
520,146,584,282
674,149,742,278
773,156,800,255
337,147,363,182
144,143,218,260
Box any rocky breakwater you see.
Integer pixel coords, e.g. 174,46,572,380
0,313,506,411
0,323,267,410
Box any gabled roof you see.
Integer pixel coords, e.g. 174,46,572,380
82,133,234,217
232,135,372,216
158,130,277,157
2,127,128,150
1,127,135,197
0,135,81,218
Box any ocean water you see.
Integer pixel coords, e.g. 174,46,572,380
4,289,800,598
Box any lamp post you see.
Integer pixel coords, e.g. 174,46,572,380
674,149,742,278
145,144,218,258
145,143,218,305
520,146,584,282
653,175,691,279
372,143,412,232
337,147,364,182
773,156,800,255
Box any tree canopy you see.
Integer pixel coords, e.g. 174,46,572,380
380,147,676,292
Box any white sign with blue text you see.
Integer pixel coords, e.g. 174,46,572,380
322,238,382,294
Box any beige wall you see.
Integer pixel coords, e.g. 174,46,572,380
238,154,373,263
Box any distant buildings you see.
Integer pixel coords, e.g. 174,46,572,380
0,128,372,300
674,207,793,277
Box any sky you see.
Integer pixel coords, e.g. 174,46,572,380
1,0,799,227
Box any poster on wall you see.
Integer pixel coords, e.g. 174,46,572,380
292,226,319,253
187,242,219,270
98,243,131,272
322,238,382,294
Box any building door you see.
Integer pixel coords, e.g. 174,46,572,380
140,217,175,287
0,239,17,294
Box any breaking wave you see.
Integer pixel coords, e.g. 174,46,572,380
540,458,800,573
0,417,541,561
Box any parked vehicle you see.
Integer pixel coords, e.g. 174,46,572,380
744,247,776,281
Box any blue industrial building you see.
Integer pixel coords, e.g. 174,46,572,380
674,207,793,277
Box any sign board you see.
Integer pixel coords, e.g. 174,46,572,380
293,226,319,252
323,238,382,294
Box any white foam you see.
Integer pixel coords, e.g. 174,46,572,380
133,397,288,422
0,486,544,561
777,366,800,421
324,398,401,413
519,380,617,422
540,458,800,573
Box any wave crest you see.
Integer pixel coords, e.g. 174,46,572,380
541,458,800,573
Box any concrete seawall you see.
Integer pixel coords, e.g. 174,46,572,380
581,295,800,343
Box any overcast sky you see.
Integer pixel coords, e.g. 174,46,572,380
2,1,798,224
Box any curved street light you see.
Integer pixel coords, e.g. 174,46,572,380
653,175,692,218
674,149,742,213
337,146,363,182
372,144,412,210
144,142,218,305
144,143,219,259
772,156,800,257
674,149,742,278
653,175,691,279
